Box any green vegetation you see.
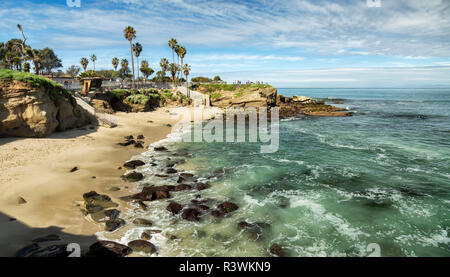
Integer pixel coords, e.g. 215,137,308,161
164,91,177,101
211,92,222,99
126,94,151,105
0,69,71,98
191,76,213,83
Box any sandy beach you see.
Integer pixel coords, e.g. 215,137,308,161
0,108,184,256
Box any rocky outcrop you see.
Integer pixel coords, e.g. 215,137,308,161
0,79,92,137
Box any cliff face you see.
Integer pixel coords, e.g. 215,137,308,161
194,84,352,118
201,85,278,109
0,80,92,137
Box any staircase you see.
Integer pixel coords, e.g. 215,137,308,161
74,95,118,128
176,86,210,107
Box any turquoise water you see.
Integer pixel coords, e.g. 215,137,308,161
117,88,450,257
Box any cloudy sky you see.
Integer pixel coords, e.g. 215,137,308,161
1,0,450,87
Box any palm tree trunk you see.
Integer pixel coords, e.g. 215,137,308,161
136,57,139,88
129,40,135,88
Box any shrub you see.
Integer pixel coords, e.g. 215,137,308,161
0,69,71,98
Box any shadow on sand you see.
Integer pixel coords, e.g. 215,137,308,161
0,211,98,257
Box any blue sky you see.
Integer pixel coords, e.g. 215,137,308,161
1,0,450,87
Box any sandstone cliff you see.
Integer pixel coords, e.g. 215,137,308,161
0,76,92,138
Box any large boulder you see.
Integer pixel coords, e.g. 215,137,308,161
0,77,92,137
87,241,131,257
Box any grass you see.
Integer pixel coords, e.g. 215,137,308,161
125,94,151,105
0,69,72,98
191,83,272,95
211,92,222,99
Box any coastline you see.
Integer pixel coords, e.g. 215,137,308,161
0,108,181,256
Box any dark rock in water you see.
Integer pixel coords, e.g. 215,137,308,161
9,217,16,222
105,218,126,232
197,205,209,211
126,186,173,201
124,135,134,140
399,187,423,197
154,146,168,151
32,234,61,243
87,241,131,257
15,243,41,257
70,167,78,173
211,210,224,217
85,204,104,214
177,176,185,183
145,229,162,234
27,244,69,257
155,174,169,178
133,218,153,227
16,196,27,204
218,201,239,213
364,200,392,209
269,244,287,257
83,191,118,210
134,142,144,148
166,161,177,167
128,240,156,254
90,209,120,223
122,172,144,182
166,168,178,174
174,184,191,191
181,208,201,222
123,160,145,169
137,134,145,140
166,202,183,215
180,173,194,178
118,140,136,146
255,222,271,230
237,221,254,230
138,201,148,210
150,162,158,167
141,232,152,240
196,183,211,191
173,150,189,157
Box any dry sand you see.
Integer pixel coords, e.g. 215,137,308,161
0,108,194,256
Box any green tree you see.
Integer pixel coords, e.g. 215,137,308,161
112,57,119,71
169,63,178,83
22,61,30,72
80,57,89,72
140,60,154,85
160,58,169,79
90,54,97,71
183,63,191,98
124,26,136,88
133,42,143,86
66,65,81,78
168,38,177,64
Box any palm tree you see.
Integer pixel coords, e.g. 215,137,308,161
112,57,119,71
90,54,97,71
160,58,169,81
124,26,137,88
177,46,186,79
168,38,177,64
120,58,129,70
80,57,89,72
183,63,191,98
133,42,143,87
169,63,178,83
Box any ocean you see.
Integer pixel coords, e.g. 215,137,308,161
102,88,450,257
